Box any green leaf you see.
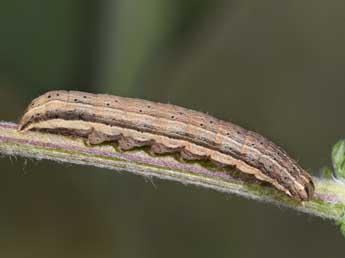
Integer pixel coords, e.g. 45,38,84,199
336,211,345,237
332,140,345,179
320,166,333,179
340,223,345,237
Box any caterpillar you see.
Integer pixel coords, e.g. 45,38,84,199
18,90,314,200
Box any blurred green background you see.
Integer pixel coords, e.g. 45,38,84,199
1,1,345,257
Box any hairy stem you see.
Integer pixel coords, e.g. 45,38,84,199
0,121,344,221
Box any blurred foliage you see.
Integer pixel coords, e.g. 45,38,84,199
332,140,345,179
0,1,96,95
98,0,226,95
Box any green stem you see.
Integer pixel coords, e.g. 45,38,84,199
0,121,344,221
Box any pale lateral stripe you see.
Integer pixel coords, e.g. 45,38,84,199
23,99,305,192
24,118,291,196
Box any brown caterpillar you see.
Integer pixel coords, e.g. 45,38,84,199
18,90,314,200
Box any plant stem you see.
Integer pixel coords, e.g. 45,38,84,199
0,121,344,221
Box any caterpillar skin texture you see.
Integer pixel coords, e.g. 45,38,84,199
18,90,314,201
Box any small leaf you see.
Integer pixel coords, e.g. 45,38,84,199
336,211,345,237
332,140,345,179
340,223,345,237
320,166,333,179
